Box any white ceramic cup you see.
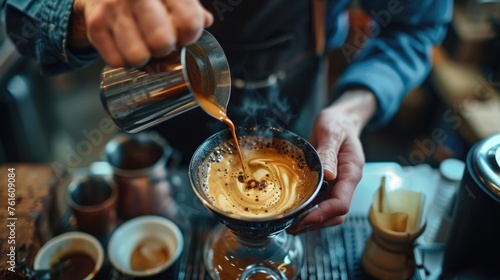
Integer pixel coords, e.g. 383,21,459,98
34,232,104,280
107,215,184,277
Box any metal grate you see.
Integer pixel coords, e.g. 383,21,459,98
100,213,424,279
178,215,352,280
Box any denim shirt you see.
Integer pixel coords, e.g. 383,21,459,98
333,0,452,126
2,0,452,127
3,0,99,73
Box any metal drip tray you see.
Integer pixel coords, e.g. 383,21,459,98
175,214,425,280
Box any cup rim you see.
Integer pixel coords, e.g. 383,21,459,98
102,132,171,177
66,174,118,211
34,231,104,280
188,126,324,222
107,215,184,277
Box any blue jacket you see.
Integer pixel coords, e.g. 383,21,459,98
3,0,452,127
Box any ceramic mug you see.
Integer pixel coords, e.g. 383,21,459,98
66,174,118,237
34,232,104,280
107,216,184,277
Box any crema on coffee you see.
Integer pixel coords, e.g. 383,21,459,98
200,135,319,218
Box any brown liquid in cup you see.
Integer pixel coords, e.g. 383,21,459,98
130,237,170,271
51,252,95,280
200,135,319,218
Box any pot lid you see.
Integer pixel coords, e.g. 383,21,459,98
472,134,500,198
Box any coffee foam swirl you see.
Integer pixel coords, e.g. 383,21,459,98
200,136,319,218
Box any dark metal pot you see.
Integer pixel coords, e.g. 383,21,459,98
188,126,324,239
441,133,500,278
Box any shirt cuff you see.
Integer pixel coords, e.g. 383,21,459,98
40,0,98,72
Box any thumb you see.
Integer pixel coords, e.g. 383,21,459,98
316,135,342,181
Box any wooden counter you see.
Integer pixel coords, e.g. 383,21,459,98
0,164,70,279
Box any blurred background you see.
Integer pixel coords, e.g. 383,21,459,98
1,0,500,168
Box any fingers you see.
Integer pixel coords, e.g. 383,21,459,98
310,112,344,181
287,153,364,235
133,0,176,58
287,200,348,235
86,4,125,67
203,9,214,27
112,13,151,66
84,0,213,67
288,215,346,235
317,141,340,181
287,178,353,235
290,115,366,235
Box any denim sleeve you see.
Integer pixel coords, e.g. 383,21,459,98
5,0,98,75
334,0,453,128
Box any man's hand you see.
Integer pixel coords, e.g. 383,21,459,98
69,0,213,67
287,89,377,235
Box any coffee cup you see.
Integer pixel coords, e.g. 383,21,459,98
107,216,184,277
189,126,324,239
34,232,104,280
66,174,118,237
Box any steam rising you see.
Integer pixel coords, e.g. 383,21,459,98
228,82,295,133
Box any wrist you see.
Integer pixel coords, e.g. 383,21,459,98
67,0,93,53
330,88,378,131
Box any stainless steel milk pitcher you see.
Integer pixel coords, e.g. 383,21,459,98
100,30,231,133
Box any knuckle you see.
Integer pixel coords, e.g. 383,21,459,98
336,203,350,216
178,15,203,34
347,161,364,179
346,160,362,173
147,29,175,50
86,13,105,32
102,0,118,8
334,215,346,225
176,13,204,43
126,56,149,67
124,47,150,66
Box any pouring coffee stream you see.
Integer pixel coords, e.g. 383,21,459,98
193,94,248,178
